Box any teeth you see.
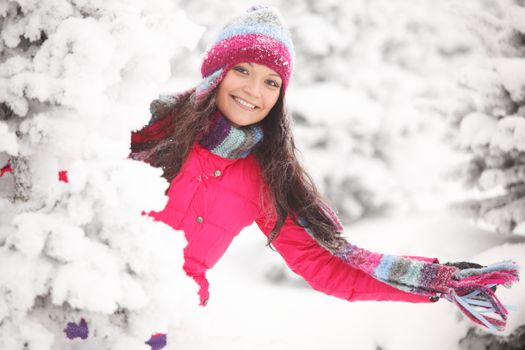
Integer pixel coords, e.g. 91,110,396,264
234,96,256,109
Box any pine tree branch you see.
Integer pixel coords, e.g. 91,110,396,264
451,184,525,234
0,103,15,121
484,196,525,233
480,164,525,189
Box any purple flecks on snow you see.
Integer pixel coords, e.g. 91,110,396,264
145,333,167,350
64,318,89,340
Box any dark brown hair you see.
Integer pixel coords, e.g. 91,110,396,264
130,86,346,252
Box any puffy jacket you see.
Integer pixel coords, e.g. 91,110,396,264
130,123,436,306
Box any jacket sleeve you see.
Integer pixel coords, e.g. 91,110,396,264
255,213,437,303
130,93,180,146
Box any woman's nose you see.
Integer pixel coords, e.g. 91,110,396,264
242,78,262,97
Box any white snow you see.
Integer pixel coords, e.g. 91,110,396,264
508,5,525,34
493,58,525,103
0,122,18,155
491,116,525,153
459,112,497,149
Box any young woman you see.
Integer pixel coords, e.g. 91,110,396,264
128,5,519,334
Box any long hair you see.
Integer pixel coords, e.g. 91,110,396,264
130,87,347,252
130,88,216,182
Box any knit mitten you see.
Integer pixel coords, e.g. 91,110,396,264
334,243,520,331
428,261,498,301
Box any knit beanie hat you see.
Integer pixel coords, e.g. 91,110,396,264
196,5,295,99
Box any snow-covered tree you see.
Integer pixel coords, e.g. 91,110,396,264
281,0,477,220
0,1,204,349
450,0,525,235
447,0,525,347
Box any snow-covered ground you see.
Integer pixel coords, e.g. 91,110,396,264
170,210,525,350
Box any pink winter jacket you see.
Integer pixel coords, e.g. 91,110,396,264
130,121,437,306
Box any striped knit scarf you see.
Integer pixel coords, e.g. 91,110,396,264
199,109,263,159
297,213,520,331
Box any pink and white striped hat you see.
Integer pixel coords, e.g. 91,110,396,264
196,5,295,98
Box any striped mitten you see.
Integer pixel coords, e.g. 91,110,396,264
334,243,520,331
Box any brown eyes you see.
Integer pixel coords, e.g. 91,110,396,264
233,66,248,74
266,79,280,88
233,66,281,88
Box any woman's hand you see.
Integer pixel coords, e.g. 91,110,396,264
428,260,497,302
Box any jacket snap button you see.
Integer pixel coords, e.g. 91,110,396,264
196,216,204,223
214,170,222,177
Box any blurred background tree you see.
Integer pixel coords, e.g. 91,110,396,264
449,0,525,235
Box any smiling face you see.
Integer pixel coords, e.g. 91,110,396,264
215,62,282,127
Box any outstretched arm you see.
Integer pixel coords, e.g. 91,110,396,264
256,212,519,331
255,213,437,303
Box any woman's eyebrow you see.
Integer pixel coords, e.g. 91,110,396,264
246,62,281,78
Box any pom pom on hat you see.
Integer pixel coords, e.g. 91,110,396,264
196,5,295,99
